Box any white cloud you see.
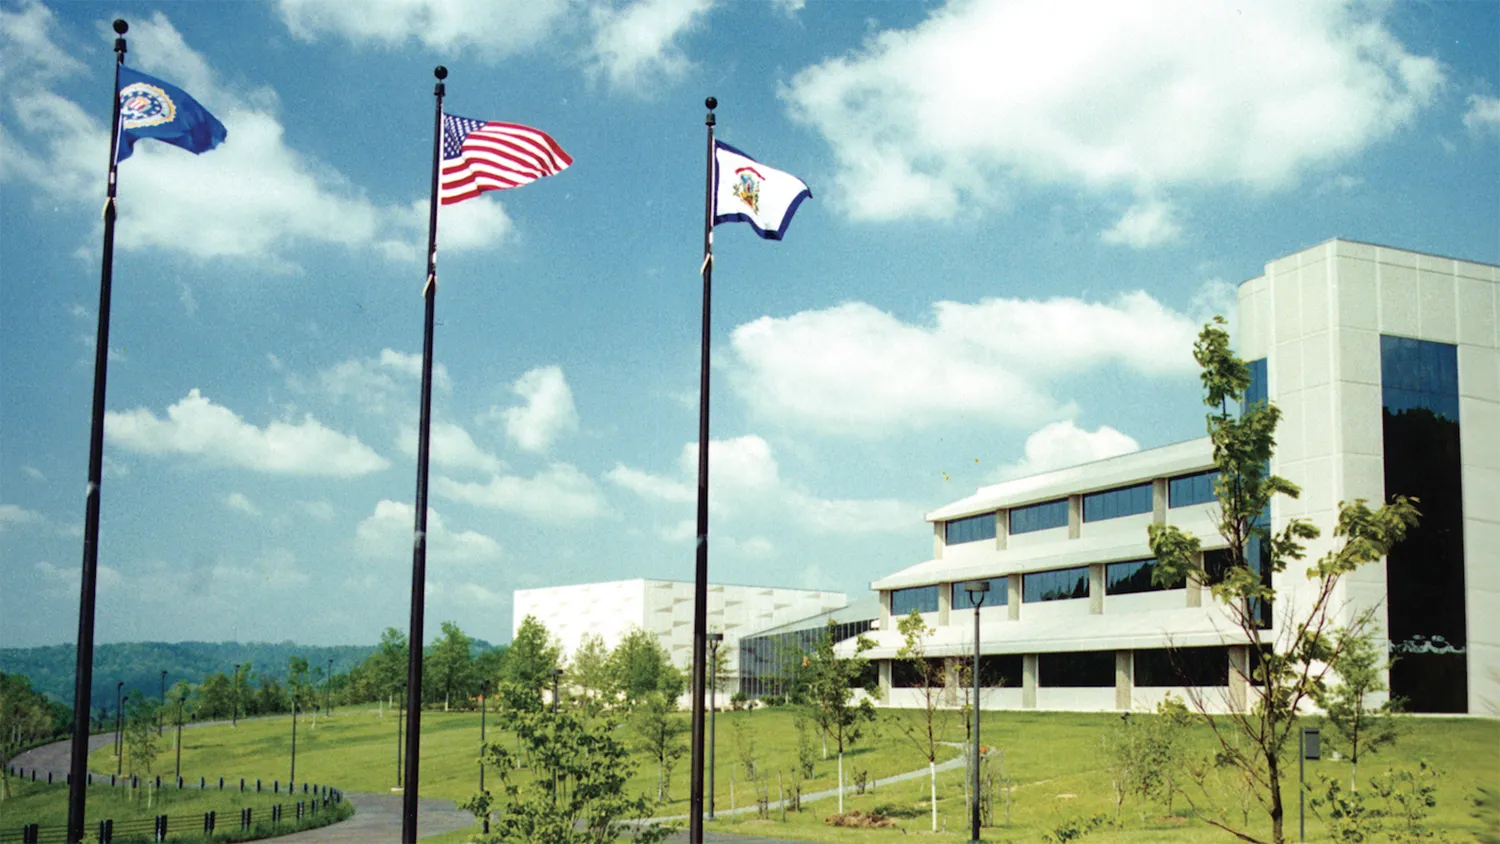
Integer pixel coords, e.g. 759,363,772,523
434,464,609,523
0,10,508,266
397,421,504,475
784,0,1442,236
224,492,261,517
588,0,713,91
293,349,450,416
34,559,123,594
995,420,1140,480
496,365,579,453
298,499,336,521
0,504,44,530
613,434,914,535
354,499,503,564
0,2,83,85
1100,199,1182,248
727,292,1201,437
276,0,572,58
1464,94,1500,135
105,388,389,477
378,197,514,261
21,466,44,481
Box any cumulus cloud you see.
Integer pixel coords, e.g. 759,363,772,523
995,420,1140,480
433,464,609,523
354,499,503,565
397,422,504,475
276,0,572,58
105,389,389,477
293,349,450,416
588,0,713,91
0,7,508,266
224,492,261,516
21,466,45,481
611,434,915,535
1100,199,1182,248
298,500,336,521
783,0,1442,238
0,504,44,530
1464,94,1500,135
726,292,1201,437
495,365,579,454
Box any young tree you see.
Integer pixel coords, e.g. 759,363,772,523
567,634,613,712
503,616,563,703
629,692,688,802
462,704,672,843
804,620,877,814
1315,626,1404,792
197,671,233,720
1147,318,1420,844
1,673,56,801
888,609,953,832
429,621,476,711
123,697,161,804
607,628,684,707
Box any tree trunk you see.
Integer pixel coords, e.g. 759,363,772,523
1269,760,1284,844
837,751,845,814
821,731,828,760
930,759,938,831
658,759,664,803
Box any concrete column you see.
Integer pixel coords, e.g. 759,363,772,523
1022,654,1038,709
1089,564,1105,614
1152,478,1168,523
995,510,1008,551
878,659,892,704
1228,645,1249,713
938,581,952,627
933,521,945,560
1186,551,1204,608
879,590,892,631
1008,574,1022,621
1115,651,1133,710
1068,495,1082,539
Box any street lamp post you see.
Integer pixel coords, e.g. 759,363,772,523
117,696,129,776
232,664,241,728
290,699,298,787
396,687,404,788
479,681,490,834
551,668,564,807
114,681,124,758
159,670,167,736
706,633,722,821
963,579,990,844
325,659,334,717
174,695,185,780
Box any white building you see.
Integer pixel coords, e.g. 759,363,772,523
850,239,1498,716
513,578,846,693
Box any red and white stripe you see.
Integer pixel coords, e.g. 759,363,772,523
440,119,572,205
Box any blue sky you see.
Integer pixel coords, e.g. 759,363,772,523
2,0,1496,650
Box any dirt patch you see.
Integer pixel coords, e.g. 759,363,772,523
825,810,895,828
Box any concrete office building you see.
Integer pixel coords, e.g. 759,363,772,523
848,240,1497,716
513,579,846,695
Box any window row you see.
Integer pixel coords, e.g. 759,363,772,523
1082,482,1152,522
945,512,996,545
892,558,1187,613
887,647,1231,689
944,468,1224,541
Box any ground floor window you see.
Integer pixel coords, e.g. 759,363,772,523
1038,650,1114,687
1134,646,1229,687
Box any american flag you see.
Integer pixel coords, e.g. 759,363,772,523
439,113,572,205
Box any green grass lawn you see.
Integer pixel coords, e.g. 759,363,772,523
0,776,336,829
76,705,1499,842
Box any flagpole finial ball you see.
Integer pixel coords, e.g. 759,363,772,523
113,19,127,34
434,66,448,80
705,96,717,111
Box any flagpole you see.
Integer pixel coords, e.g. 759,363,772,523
401,63,446,844
688,94,717,844
66,20,128,844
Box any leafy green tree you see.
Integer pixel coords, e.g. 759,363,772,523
503,616,563,704
1147,318,1420,844
474,644,509,693
462,704,673,843
804,619,877,814
197,671,233,720
429,621,476,710
123,697,161,794
1316,627,1404,791
1,673,57,801
888,609,953,832
1102,698,1193,824
629,692,688,802
567,634,613,711
608,628,684,707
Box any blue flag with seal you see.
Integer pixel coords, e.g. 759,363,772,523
116,65,227,163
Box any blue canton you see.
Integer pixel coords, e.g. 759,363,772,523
443,114,486,161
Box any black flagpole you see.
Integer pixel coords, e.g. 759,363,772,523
67,20,128,844
401,64,446,844
688,94,717,844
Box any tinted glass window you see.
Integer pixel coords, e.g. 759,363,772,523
890,585,940,615
1010,499,1069,534
945,512,997,545
1168,470,1219,508
952,577,1007,609
1242,358,1267,413
1082,483,1153,522
1022,567,1089,603
1105,558,1178,595
1038,650,1115,687
891,657,945,688
1135,647,1229,686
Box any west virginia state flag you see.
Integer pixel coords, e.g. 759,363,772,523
713,141,811,241
116,65,227,162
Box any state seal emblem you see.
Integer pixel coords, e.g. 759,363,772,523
732,166,762,214
119,82,176,129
